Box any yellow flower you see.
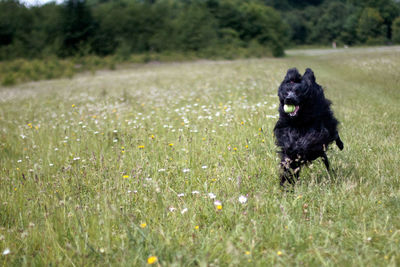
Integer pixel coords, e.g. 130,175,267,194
27,123,32,128
216,205,222,210
194,225,199,230
245,251,251,255
147,256,157,264
138,145,145,149
123,175,129,179
72,104,75,108
151,135,155,139
241,121,244,125
233,147,237,151
277,251,283,256
169,143,174,147
140,223,147,228
245,145,248,148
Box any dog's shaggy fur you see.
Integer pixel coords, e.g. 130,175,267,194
274,68,343,186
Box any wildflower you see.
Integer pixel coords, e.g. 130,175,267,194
17,160,22,163
194,225,199,230
177,193,185,197
2,248,10,255
138,145,145,149
216,205,223,210
277,251,283,256
27,123,32,128
241,121,244,125
208,193,216,199
245,145,249,149
245,251,251,255
147,256,157,264
191,190,200,195
169,207,176,212
183,168,190,173
233,147,237,151
158,169,166,172
181,208,188,214
123,175,129,179
214,200,222,206
140,223,147,228
238,195,247,204
71,104,75,108
202,165,208,169
169,143,174,147
151,135,155,139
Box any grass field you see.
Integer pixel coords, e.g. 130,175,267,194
1,46,400,266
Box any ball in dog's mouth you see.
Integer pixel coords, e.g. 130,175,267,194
284,104,299,116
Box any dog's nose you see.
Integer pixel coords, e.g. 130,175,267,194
285,92,296,103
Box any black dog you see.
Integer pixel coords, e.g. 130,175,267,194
273,68,343,186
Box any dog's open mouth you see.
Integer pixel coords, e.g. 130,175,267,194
289,105,299,116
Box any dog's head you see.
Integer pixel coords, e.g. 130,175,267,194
277,68,322,118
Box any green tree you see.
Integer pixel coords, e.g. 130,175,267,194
175,3,218,51
59,0,95,57
357,7,386,44
308,1,348,44
239,2,287,56
0,0,32,59
392,17,400,43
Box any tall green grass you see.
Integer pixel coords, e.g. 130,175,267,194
0,47,399,266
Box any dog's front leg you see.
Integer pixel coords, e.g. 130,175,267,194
321,152,330,171
279,158,301,186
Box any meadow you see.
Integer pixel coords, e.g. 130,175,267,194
1,46,400,266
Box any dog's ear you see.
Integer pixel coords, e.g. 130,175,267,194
283,68,301,83
302,68,316,86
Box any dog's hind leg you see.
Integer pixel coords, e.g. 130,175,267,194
335,135,344,150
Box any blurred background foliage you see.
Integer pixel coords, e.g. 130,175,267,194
1,0,400,85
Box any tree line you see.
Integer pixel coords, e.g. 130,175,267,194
1,0,400,61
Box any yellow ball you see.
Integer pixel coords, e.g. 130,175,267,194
284,104,295,113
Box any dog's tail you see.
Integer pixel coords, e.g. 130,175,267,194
336,136,344,150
